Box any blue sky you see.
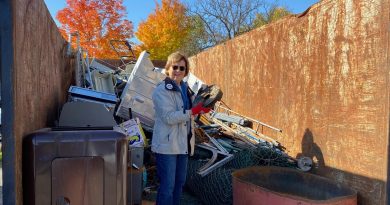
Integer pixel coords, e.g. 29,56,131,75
44,0,319,42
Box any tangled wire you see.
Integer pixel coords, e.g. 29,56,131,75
185,142,297,205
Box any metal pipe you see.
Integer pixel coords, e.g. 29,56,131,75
201,129,229,153
67,32,82,87
84,51,93,89
214,102,282,133
232,122,280,147
196,144,234,177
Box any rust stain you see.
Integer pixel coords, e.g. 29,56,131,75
189,0,390,204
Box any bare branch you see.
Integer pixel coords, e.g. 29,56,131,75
188,0,264,45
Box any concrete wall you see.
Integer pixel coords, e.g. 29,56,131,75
189,0,390,204
1,0,74,204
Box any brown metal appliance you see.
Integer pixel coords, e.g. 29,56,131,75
23,128,128,205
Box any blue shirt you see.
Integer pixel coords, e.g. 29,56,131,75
180,82,191,110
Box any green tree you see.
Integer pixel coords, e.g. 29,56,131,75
253,7,291,28
180,15,210,56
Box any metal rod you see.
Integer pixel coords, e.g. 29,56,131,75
214,101,282,133
196,144,234,177
233,122,279,147
202,129,229,153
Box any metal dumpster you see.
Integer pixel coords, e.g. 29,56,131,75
22,128,128,205
232,166,357,205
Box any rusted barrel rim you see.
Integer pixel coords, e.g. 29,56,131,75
232,166,357,203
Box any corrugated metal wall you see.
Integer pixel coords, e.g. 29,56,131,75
2,0,74,204
189,0,390,204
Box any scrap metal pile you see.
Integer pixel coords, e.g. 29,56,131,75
62,38,312,205
183,101,310,205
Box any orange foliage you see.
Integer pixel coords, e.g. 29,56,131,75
135,0,191,60
56,0,133,58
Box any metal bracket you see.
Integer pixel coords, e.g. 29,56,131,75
196,144,234,177
200,128,229,154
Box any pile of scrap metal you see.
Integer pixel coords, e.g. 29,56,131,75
61,36,313,205
184,102,313,205
60,36,222,201
59,38,160,204
61,35,170,129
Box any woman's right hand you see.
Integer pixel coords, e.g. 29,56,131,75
191,102,211,115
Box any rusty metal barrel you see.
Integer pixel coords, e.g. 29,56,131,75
232,166,357,205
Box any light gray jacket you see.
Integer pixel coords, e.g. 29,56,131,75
151,78,195,155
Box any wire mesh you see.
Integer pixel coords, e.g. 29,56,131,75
185,142,297,205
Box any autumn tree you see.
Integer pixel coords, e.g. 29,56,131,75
56,0,133,58
135,0,192,60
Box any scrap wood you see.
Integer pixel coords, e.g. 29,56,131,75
231,123,280,147
194,128,209,143
211,118,257,148
198,114,212,126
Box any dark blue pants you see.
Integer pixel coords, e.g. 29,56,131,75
155,154,188,205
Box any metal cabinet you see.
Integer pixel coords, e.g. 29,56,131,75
23,129,128,205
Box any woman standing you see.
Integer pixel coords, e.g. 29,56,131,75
152,52,210,205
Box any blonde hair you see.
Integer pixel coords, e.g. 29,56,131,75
165,51,189,76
